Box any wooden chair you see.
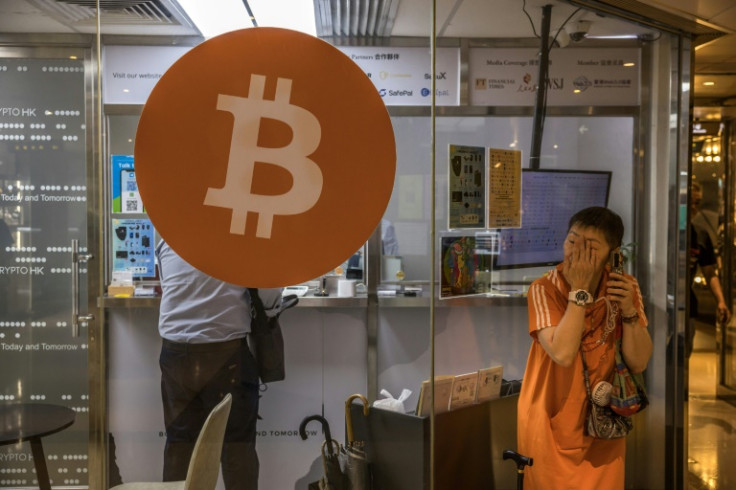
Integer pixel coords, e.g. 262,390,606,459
111,393,232,490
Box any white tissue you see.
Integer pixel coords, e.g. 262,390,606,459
372,388,412,413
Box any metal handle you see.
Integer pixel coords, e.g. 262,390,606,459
71,239,94,337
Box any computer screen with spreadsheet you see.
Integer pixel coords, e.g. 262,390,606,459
494,169,612,269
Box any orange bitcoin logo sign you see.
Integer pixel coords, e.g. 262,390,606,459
135,28,396,287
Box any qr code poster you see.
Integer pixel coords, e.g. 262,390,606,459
111,154,144,213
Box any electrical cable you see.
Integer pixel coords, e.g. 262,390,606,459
522,0,540,39
242,0,258,27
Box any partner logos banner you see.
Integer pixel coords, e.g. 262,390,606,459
469,47,640,106
339,46,460,106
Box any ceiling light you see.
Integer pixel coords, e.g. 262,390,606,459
249,0,316,35
704,81,715,86
586,34,638,40
623,62,635,67
178,0,316,38
177,0,253,38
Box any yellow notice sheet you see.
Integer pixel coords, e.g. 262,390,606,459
487,148,522,228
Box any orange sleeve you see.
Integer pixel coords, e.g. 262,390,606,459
527,279,566,337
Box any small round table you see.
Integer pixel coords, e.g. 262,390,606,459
0,403,76,490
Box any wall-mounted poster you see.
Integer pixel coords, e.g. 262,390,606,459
441,235,476,297
111,155,144,213
487,148,522,228
111,218,156,278
440,233,499,298
448,145,486,229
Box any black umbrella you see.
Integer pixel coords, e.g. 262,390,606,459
300,414,346,490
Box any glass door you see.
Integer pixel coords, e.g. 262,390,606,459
0,47,93,488
723,121,736,394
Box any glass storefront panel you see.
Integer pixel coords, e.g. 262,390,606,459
723,122,736,391
0,50,91,488
384,115,636,285
0,2,695,489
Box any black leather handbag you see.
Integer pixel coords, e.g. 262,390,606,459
248,289,297,383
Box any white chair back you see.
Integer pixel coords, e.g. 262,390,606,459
183,393,233,490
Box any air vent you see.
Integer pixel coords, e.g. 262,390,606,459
29,0,188,27
314,0,401,39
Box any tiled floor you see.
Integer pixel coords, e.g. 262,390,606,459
687,326,736,490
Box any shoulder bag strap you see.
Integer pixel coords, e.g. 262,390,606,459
247,288,266,318
580,349,594,402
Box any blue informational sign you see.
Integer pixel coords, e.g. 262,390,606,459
111,155,143,213
111,218,156,278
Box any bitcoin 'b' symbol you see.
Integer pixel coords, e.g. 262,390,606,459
204,74,323,238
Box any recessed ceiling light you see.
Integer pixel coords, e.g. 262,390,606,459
623,62,635,67
178,0,316,38
704,81,716,86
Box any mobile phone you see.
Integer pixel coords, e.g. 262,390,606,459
610,250,624,275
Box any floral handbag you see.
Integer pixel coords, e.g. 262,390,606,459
609,338,649,416
581,350,633,439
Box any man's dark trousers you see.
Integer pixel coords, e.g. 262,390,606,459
160,337,260,489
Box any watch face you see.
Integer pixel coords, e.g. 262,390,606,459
576,290,590,303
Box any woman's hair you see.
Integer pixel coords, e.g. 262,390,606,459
568,206,624,248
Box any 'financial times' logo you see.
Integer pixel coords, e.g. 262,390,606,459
573,76,592,92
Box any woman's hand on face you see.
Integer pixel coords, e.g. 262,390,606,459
563,236,598,292
607,273,636,314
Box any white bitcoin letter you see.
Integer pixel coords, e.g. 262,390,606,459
204,74,323,238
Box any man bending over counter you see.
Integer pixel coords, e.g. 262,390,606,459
156,241,282,490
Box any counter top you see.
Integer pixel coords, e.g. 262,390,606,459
100,292,526,309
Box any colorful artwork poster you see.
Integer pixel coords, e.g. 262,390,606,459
487,148,522,228
111,218,156,278
111,154,144,213
440,234,492,299
448,145,486,229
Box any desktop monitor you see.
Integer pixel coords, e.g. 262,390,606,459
494,169,612,269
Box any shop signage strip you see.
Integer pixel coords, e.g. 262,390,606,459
468,47,640,106
338,46,461,106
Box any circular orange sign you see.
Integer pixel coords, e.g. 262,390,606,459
135,28,396,287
